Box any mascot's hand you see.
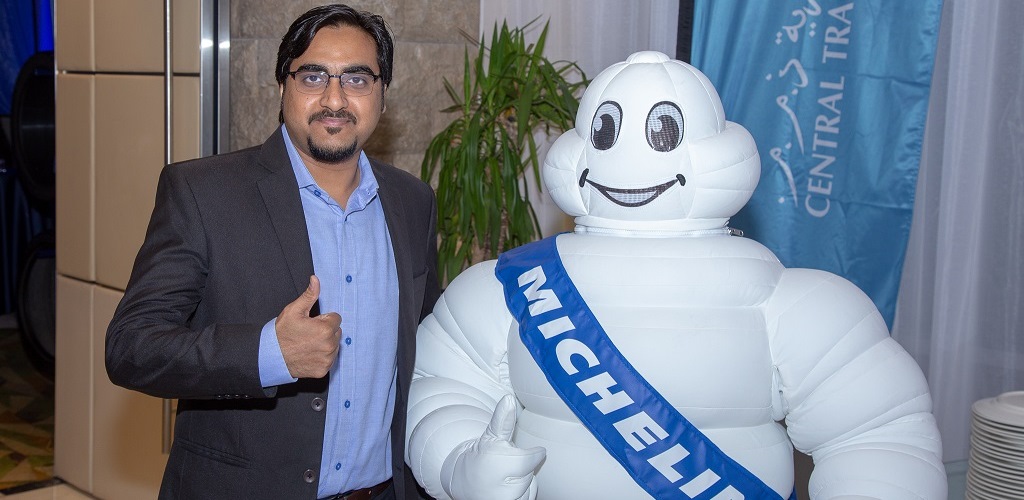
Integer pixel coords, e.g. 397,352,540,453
440,394,546,500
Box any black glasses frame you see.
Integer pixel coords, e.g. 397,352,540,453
285,70,382,96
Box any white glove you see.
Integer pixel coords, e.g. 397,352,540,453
440,394,547,500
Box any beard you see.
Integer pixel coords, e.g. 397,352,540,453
305,108,359,163
308,136,357,164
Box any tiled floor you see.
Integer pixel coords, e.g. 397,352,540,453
0,483,93,499
0,318,54,491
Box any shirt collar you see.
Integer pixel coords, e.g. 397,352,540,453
281,124,379,210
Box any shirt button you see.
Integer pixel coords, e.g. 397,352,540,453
335,463,342,471
314,189,321,197
311,397,325,412
345,337,352,345
303,469,316,483
345,275,352,283
344,400,351,408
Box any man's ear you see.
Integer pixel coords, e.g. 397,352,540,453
381,85,388,113
279,82,285,97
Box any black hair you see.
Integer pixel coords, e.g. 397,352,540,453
275,4,394,89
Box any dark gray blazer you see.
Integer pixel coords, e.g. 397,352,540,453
105,128,440,499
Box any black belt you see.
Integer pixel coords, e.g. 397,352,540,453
319,478,392,500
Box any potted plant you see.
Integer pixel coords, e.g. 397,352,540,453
422,20,588,284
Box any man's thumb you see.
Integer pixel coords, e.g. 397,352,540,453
296,275,320,313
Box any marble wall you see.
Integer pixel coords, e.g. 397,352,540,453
229,0,479,175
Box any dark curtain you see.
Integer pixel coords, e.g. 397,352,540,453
0,0,54,315
675,0,695,63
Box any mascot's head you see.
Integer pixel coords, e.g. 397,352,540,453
543,51,759,233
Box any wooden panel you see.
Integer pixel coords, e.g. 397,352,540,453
54,0,95,72
172,0,202,74
56,74,96,281
172,76,202,162
54,276,94,493
92,286,167,500
94,0,164,73
93,74,164,290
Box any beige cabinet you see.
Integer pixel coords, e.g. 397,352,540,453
55,74,95,282
93,0,165,73
55,277,170,499
172,0,202,74
173,76,202,163
53,0,94,72
93,74,165,290
54,276,93,491
54,0,212,498
92,287,168,500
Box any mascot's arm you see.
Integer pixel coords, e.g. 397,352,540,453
407,261,543,500
766,269,946,500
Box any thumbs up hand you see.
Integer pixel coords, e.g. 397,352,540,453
440,394,546,500
276,275,342,379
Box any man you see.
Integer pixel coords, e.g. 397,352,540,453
106,5,440,499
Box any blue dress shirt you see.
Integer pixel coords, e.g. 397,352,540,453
258,125,399,496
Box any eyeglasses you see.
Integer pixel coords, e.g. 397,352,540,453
286,70,381,96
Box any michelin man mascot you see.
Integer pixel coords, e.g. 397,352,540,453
406,51,945,500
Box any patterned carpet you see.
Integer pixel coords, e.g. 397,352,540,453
0,325,54,491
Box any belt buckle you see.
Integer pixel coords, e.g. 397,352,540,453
335,486,367,500
331,477,389,500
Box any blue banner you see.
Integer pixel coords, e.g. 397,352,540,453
691,0,943,327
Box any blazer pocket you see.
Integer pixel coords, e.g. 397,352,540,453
176,436,252,469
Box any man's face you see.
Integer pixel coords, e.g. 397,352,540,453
280,24,385,166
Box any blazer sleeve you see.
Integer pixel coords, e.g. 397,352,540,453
105,163,269,400
420,187,442,321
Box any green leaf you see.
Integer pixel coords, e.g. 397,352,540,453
422,18,589,285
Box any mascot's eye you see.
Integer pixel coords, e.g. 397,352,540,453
646,102,684,152
591,101,622,151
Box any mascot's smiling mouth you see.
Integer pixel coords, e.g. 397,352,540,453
578,168,686,207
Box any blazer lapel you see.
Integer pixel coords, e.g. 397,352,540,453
373,161,413,305
255,128,316,303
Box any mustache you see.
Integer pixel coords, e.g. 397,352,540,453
308,109,356,125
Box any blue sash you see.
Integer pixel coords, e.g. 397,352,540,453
495,236,790,500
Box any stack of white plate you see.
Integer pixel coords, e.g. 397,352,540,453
968,391,1024,499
